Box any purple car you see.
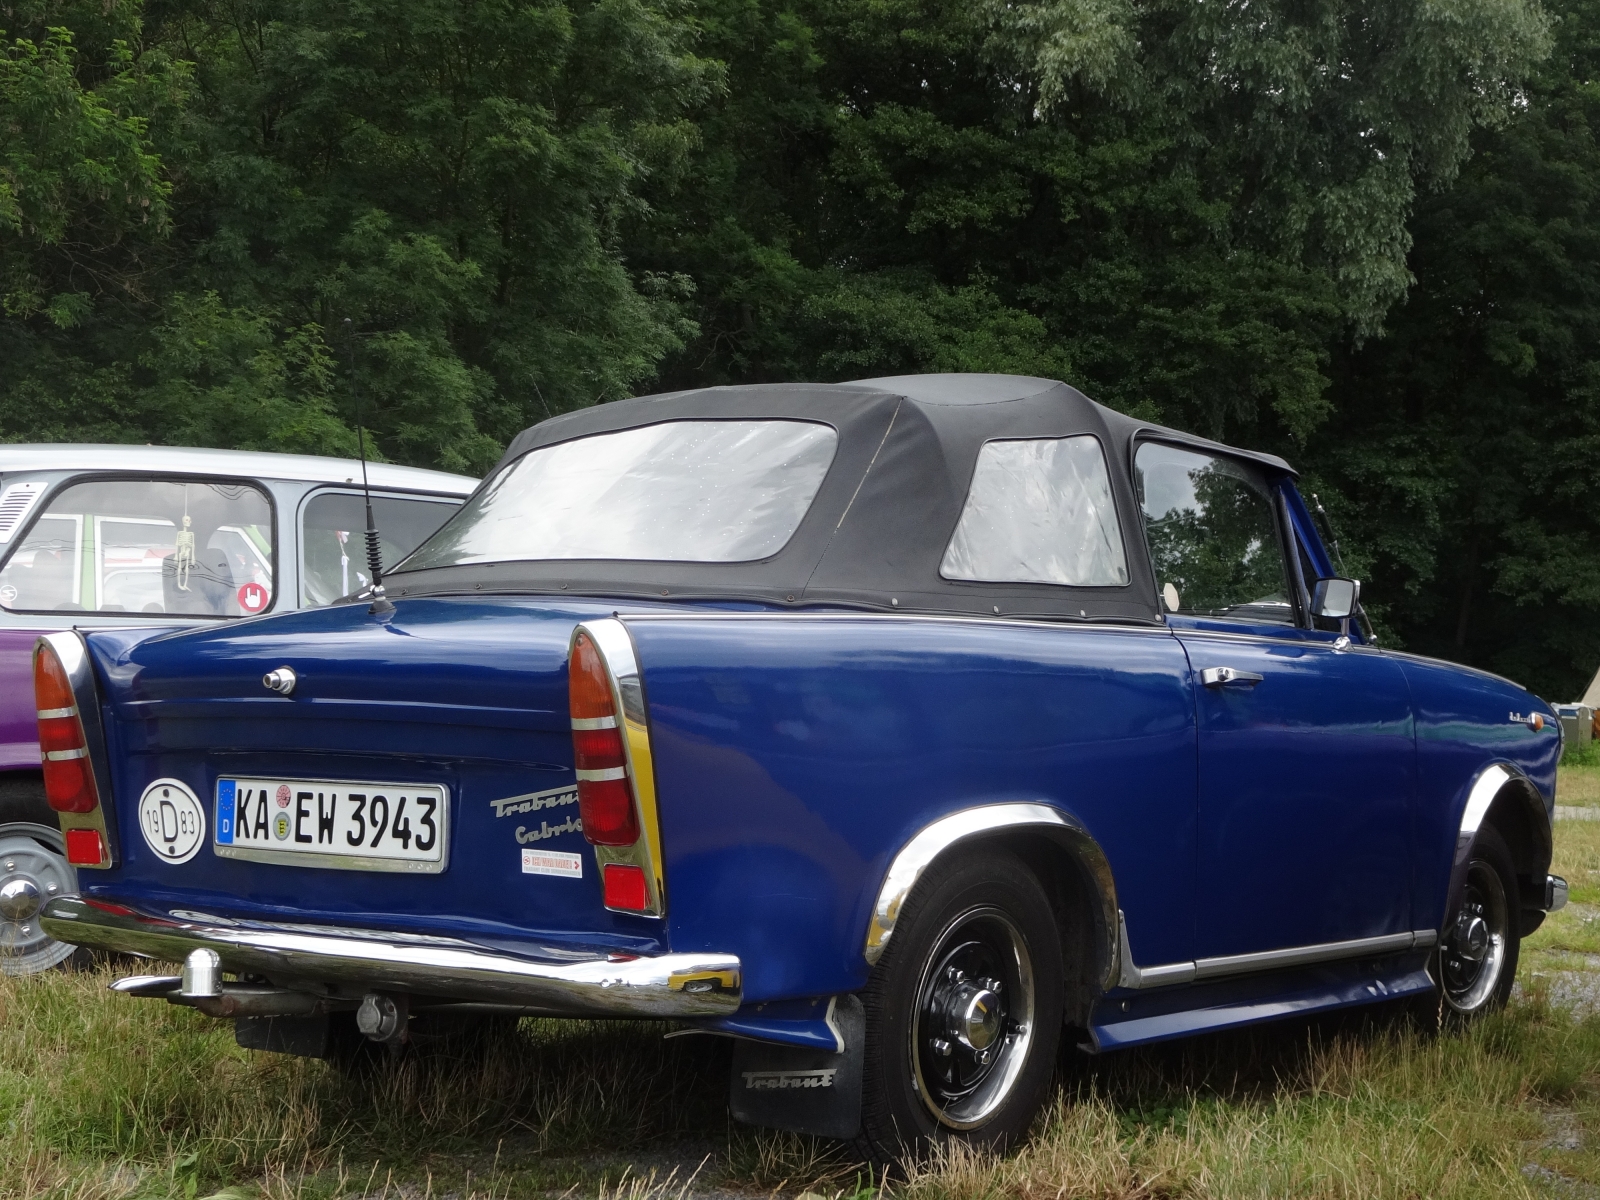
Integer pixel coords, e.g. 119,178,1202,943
0,445,477,973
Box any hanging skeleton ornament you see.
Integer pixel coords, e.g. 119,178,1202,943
174,513,196,592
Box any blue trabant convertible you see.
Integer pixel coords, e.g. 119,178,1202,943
33,374,1566,1159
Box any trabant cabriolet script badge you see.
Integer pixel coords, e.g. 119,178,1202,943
490,784,585,850
1510,712,1548,730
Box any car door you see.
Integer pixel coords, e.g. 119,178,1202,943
1134,441,1415,962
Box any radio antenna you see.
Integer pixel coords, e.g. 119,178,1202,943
1309,492,1348,575
344,318,394,615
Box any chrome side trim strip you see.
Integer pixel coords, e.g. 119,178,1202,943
37,631,119,868
42,895,740,1017
1117,913,1195,988
864,802,1121,989
1117,910,1438,990
43,747,87,761
1193,932,1419,980
36,705,76,720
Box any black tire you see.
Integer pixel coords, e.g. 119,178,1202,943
1436,824,1520,1022
856,848,1064,1164
0,774,91,975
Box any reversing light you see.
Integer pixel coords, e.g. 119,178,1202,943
34,644,99,814
570,631,642,846
603,863,650,911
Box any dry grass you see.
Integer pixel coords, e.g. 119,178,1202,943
1559,760,1600,807
10,805,1600,1196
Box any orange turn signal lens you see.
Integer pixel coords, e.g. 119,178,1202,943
570,632,615,720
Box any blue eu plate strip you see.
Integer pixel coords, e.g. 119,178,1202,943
216,779,236,844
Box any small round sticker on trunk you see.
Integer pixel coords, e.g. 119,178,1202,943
137,778,205,865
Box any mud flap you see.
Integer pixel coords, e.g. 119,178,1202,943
235,1014,330,1057
729,994,864,1139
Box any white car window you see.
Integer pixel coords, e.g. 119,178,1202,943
941,436,1129,587
407,420,837,568
0,478,274,616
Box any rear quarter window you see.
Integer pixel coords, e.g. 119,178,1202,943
940,436,1129,587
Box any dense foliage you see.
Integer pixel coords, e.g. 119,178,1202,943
1,0,1596,697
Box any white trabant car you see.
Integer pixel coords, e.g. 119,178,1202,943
0,445,478,972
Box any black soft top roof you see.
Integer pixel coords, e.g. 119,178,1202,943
388,373,1294,623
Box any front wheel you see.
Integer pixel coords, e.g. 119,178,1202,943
1437,824,1520,1020
856,849,1064,1163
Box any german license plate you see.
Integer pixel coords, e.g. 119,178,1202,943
214,777,449,873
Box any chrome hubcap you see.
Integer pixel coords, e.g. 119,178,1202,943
0,876,42,921
910,906,1034,1130
0,824,77,975
1443,859,1507,1012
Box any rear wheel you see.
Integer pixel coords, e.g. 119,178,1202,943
857,849,1063,1164
0,775,84,975
1438,824,1519,1020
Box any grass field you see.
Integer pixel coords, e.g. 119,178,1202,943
9,770,1600,1198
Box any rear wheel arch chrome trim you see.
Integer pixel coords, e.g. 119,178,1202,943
862,802,1121,988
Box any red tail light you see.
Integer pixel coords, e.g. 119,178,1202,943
35,643,99,814
570,631,642,846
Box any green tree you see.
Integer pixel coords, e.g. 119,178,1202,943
634,0,1547,447
150,0,714,470
0,0,714,471
1313,0,1600,699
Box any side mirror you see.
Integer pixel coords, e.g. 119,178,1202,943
1312,577,1360,620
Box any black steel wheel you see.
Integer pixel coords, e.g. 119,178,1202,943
857,848,1063,1163
1439,824,1519,1019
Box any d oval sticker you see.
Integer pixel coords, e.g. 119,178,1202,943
138,778,206,865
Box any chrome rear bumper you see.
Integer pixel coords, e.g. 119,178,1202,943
41,895,741,1017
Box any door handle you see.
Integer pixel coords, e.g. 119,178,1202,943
1200,666,1264,688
